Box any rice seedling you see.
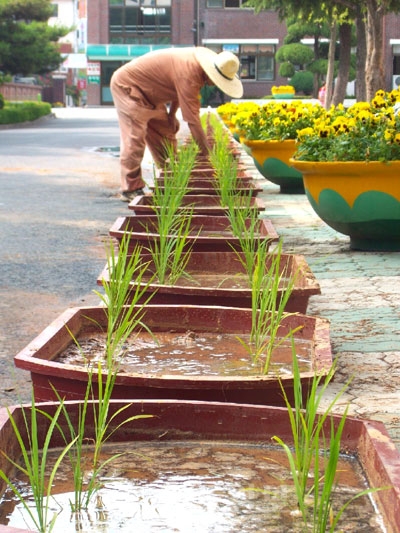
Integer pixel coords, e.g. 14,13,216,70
57,232,155,512
236,239,301,374
0,397,77,533
274,348,387,532
149,141,199,284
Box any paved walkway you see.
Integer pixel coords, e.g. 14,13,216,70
243,151,400,451
1,107,399,453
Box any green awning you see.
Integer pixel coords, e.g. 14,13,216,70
86,44,188,61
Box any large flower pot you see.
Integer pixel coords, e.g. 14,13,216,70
14,305,332,406
97,251,321,313
109,214,279,253
128,193,266,216
290,159,400,251
242,139,305,194
0,400,399,532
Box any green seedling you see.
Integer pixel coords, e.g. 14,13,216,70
149,141,199,284
236,239,300,374
274,348,388,532
0,397,77,533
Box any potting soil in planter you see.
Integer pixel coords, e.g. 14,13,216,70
0,440,385,532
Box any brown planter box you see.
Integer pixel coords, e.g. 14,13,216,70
150,180,263,196
109,214,279,253
0,400,399,532
97,251,321,313
128,193,266,216
159,166,249,178
14,305,331,406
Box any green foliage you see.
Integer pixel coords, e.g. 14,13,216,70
235,240,301,374
0,0,71,76
274,350,387,532
278,61,295,78
0,93,4,109
275,43,314,66
149,141,199,285
0,398,78,532
294,89,400,162
290,70,314,95
308,58,329,76
0,100,52,124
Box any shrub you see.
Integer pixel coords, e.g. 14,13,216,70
290,71,314,95
0,101,52,124
0,93,4,110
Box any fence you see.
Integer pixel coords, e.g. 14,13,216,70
0,83,42,101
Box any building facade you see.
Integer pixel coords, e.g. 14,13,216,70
55,0,400,106
84,0,288,105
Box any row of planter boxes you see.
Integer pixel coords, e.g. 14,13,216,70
4,130,400,532
14,136,330,407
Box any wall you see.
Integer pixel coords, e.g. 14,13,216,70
1,83,42,102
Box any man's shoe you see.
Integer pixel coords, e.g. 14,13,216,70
120,189,144,202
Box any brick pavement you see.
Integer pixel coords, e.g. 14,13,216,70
238,149,400,451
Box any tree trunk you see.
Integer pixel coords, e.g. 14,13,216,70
365,0,386,100
355,5,367,102
332,22,352,105
325,21,337,108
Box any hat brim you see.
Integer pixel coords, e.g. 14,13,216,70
194,47,243,99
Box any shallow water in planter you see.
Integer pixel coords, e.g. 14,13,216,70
56,332,313,377
0,441,385,532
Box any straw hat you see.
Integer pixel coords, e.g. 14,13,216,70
194,47,243,98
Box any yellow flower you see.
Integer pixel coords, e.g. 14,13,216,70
297,127,314,138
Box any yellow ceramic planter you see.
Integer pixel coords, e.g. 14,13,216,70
290,159,400,251
242,139,304,194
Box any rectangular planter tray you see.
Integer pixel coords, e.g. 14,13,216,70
0,400,400,533
159,166,249,176
149,181,263,196
109,214,279,253
0,400,399,533
14,304,332,407
128,193,266,216
97,251,321,313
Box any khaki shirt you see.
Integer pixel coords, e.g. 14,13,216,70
112,47,204,125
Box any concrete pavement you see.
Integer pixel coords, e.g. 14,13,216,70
1,107,399,452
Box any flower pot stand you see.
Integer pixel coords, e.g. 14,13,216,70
14,305,332,406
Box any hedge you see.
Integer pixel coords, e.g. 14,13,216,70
0,100,52,125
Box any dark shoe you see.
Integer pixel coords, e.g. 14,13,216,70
120,189,144,202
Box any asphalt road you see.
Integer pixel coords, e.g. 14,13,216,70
0,107,145,405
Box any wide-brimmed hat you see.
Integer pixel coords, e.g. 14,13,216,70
194,47,243,98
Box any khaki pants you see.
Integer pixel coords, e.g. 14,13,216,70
110,77,179,192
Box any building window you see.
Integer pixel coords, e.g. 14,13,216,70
109,0,171,44
207,44,275,81
206,0,247,7
240,44,275,81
